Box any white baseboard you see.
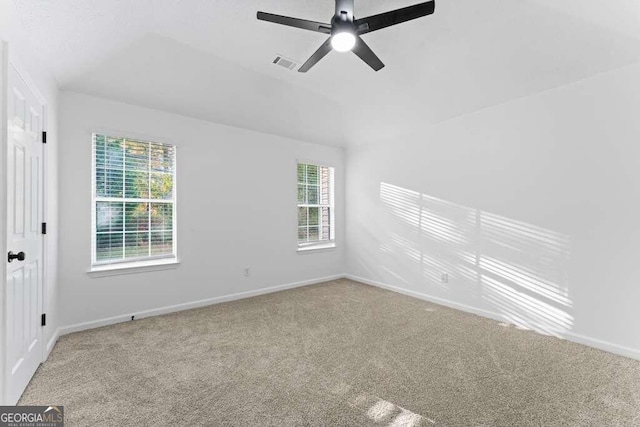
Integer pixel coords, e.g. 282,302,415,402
56,272,640,361
59,274,346,336
561,331,640,361
44,328,60,360
346,274,640,361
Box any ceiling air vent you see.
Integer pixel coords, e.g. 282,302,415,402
273,55,298,71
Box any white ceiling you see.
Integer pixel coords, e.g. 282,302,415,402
12,0,640,146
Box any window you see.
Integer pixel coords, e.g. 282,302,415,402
92,133,176,268
297,162,335,250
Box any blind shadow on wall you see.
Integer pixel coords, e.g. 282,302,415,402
373,182,573,337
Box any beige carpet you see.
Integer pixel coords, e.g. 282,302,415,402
19,279,640,426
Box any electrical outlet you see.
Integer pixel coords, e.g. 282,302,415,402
441,273,449,283
244,267,250,277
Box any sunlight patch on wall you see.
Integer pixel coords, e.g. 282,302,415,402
379,182,573,335
380,183,421,227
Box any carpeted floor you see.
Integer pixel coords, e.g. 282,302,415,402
19,279,640,426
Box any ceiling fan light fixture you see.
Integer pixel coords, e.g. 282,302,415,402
257,0,436,72
331,31,356,52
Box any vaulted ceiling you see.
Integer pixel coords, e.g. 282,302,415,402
12,0,640,146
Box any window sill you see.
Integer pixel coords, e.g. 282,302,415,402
297,243,337,254
88,258,180,278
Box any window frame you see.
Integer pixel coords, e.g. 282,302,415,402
296,160,336,252
90,131,178,272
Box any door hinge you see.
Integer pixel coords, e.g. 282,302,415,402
41,222,47,235
41,313,46,327
42,131,47,144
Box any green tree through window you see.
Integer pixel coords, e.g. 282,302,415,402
93,134,176,265
297,162,334,247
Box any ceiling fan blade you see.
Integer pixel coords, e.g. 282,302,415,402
257,12,331,34
354,1,435,35
352,37,385,71
298,38,333,73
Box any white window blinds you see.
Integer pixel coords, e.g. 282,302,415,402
297,163,334,247
92,134,176,265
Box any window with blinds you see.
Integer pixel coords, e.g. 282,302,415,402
92,133,176,266
297,162,335,248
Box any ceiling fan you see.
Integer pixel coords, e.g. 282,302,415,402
257,0,435,73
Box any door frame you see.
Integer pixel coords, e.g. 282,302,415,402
0,39,7,408
0,41,49,405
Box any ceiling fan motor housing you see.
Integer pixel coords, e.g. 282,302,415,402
331,20,355,37
332,0,356,36
334,0,354,22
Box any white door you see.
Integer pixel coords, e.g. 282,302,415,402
5,62,44,405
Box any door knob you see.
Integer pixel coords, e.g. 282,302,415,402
7,251,25,263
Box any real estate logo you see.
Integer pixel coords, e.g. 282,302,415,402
0,406,64,427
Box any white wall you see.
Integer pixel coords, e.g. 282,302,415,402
346,63,640,359
59,92,345,329
0,2,60,359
